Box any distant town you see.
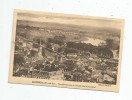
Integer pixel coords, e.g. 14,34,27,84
13,20,120,84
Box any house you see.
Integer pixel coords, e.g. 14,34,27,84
46,56,55,63
106,70,117,77
22,42,26,47
105,59,118,67
51,43,60,51
112,50,119,60
67,53,78,58
103,74,115,83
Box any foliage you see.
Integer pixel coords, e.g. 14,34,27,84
47,35,66,45
14,54,25,65
106,39,113,49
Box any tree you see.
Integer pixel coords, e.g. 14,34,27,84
47,35,66,45
97,47,113,58
29,50,38,57
117,45,120,54
14,54,25,65
63,60,76,71
106,39,113,49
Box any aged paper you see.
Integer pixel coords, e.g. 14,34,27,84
9,10,124,92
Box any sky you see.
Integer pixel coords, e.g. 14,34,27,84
16,11,123,30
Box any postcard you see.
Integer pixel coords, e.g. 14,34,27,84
9,10,124,92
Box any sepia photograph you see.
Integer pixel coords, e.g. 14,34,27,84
9,10,124,92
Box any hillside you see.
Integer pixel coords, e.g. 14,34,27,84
16,20,121,42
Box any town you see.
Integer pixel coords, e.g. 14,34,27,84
13,22,119,85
